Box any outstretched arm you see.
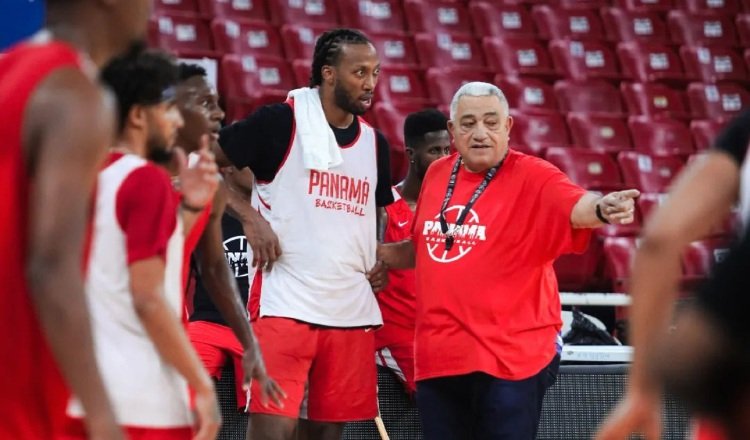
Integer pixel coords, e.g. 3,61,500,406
24,68,122,439
195,184,285,406
596,151,740,440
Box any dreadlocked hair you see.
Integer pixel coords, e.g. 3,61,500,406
309,28,372,87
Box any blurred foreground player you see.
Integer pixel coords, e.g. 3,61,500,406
596,109,750,440
0,0,150,438
175,63,284,413
63,50,220,440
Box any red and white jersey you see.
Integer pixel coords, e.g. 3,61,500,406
375,187,416,348
252,114,382,327
68,152,192,427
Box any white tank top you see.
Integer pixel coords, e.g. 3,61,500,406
252,115,382,327
68,154,191,427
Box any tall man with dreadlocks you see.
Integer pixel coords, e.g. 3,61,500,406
217,29,393,440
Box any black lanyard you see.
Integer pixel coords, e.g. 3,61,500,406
439,157,504,251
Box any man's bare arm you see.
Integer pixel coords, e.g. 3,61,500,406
377,240,416,270
130,258,220,440
194,185,285,406
596,151,739,440
23,68,122,439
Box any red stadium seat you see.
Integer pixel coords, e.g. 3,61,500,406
687,82,750,119
614,0,674,11
375,67,431,106
373,102,427,180
567,114,633,154
197,0,269,21
404,0,474,36
497,76,560,115
667,11,739,46
154,0,200,16
483,37,558,80
682,238,731,289
509,111,571,156
367,32,419,68
414,33,486,70
678,0,742,15
554,80,625,116
617,42,686,84
531,5,606,41
680,46,748,84
746,48,750,72
426,68,494,107
469,2,537,39
677,0,741,14
621,82,692,119
211,20,283,59
736,14,750,47
554,239,604,292
690,118,728,151
600,8,671,45
220,55,296,122
550,40,621,81
617,151,684,193
544,146,624,191
149,15,215,58
280,24,330,61
628,116,695,157
560,0,611,8
270,0,339,26
337,0,406,33
636,192,666,224
603,236,638,293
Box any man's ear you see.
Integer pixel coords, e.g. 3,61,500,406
128,105,147,130
321,65,335,86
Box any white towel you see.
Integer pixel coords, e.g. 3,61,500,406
287,87,343,170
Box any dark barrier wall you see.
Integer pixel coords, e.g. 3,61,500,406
215,365,689,440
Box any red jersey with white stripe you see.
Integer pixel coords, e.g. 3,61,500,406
0,39,84,439
375,187,416,349
68,152,192,428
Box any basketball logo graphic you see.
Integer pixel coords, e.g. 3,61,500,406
421,205,487,263
223,235,249,278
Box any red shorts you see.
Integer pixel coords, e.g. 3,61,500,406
188,320,247,408
692,418,727,440
250,317,378,422
375,324,415,395
59,418,191,440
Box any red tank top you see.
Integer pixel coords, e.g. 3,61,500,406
375,188,417,349
0,39,83,439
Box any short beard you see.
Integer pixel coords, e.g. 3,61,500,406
146,137,173,164
333,81,365,116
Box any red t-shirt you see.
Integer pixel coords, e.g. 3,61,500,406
412,150,590,382
375,188,416,349
0,40,83,438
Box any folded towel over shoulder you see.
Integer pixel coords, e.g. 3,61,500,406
287,87,343,171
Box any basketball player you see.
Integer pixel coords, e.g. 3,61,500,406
62,49,221,440
376,109,450,397
217,28,393,440
596,108,750,440
175,63,285,411
0,0,149,438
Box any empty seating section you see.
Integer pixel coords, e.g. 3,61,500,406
146,0,750,293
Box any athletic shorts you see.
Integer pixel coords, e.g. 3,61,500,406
375,324,415,396
249,316,378,422
59,417,192,440
692,418,728,440
376,343,415,396
188,320,247,408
